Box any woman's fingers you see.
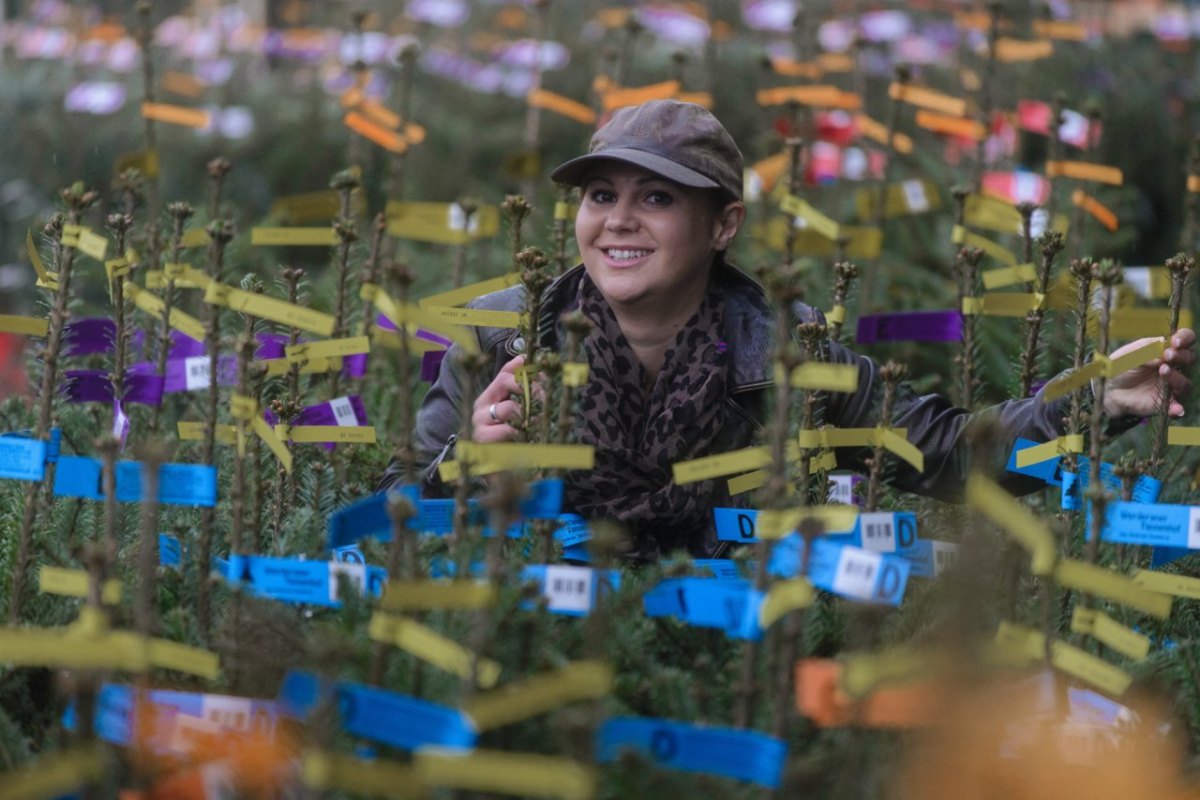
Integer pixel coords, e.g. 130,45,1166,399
471,355,528,443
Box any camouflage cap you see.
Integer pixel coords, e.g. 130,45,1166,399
550,99,744,200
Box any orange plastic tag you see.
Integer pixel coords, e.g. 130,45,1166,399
818,53,854,72
161,71,205,98
915,110,985,140
1188,175,1200,193
770,58,822,79
358,99,400,130
528,89,597,125
888,84,967,117
856,114,914,153
1071,190,1119,231
344,112,407,154
795,659,941,728
1032,19,1088,41
601,80,681,111
994,38,1053,62
1045,160,1122,185
141,102,210,129
676,91,713,108
757,85,861,110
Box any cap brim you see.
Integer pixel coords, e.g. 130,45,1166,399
549,149,721,191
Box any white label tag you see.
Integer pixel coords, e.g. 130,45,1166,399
1029,208,1049,238
1122,267,1152,299
447,203,479,234
330,396,357,426
1058,109,1088,146
1013,172,1042,204
543,565,594,613
832,546,881,600
828,474,854,505
329,562,366,603
1187,507,1200,550
858,512,897,553
932,541,960,576
202,696,255,732
185,355,211,390
901,179,928,212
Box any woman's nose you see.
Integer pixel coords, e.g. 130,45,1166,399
604,198,639,231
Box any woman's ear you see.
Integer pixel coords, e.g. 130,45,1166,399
712,201,747,251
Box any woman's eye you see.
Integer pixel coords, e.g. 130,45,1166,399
588,188,615,204
645,191,673,207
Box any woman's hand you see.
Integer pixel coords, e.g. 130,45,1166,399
472,355,528,443
1103,328,1196,419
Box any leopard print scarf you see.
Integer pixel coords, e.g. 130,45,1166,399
565,274,729,560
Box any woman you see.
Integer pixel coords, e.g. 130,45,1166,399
388,100,1195,560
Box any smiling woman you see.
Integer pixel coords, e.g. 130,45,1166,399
381,99,1196,562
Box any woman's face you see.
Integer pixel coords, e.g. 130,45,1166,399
575,162,743,311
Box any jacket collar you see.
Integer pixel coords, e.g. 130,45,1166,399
537,262,775,393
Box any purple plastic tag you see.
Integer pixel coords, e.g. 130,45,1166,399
123,369,165,406
416,329,453,348
342,352,368,379
168,330,205,359
377,312,397,332
256,333,290,360
163,354,238,393
60,370,111,402
856,311,962,344
62,318,145,357
421,350,446,382
297,395,368,427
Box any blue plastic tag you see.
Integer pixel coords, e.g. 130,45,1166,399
519,565,620,616
900,539,960,579
116,462,217,507
47,427,61,462
805,538,910,606
643,578,763,639
333,544,365,564
1101,500,1200,548
555,514,591,547
327,484,420,550
596,717,787,789
0,435,46,481
854,511,919,553
53,456,103,499
1062,457,1162,511
159,534,182,569
713,507,762,542
692,559,743,580
279,671,476,751
223,555,386,607
1151,545,1192,569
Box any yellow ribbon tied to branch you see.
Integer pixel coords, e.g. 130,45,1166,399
231,394,292,473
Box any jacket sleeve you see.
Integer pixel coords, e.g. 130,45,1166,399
820,339,1075,501
377,340,467,496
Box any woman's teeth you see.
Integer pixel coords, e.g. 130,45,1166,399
606,248,651,261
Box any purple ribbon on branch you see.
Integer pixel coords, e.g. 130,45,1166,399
855,311,963,344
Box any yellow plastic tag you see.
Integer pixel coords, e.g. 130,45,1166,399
146,637,221,679
178,421,238,443
960,297,983,315
673,446,770,484
840,646,938,698
420,305,524,329
419,273,522,308
780,194,841,240
253,416,293,472
39,567,122,604
1103,308,1192,339
1032,19,1087,40
826,305,846,325
759,579,817,628
1014,435,1084,468
994,37,1054,62
993,622,1047,664
756,507,859,539
285,336,369,364
362,283,481,354
368,612,501,687
982,263,1039,289
1167,427,1200,447
251,227,339,246
381,581,497,611
277,425,377,444
75,229,109,261
204,279,336,336
1054,559,1172,619
1070,607,1150,661
415,750,595,800
1042,358,1107,402
1105,337,1166,378
0,745,106,800
0,314,48,337
385,201,501,245
880,429,924,472
562,362,590,387
301,750,422,795
1049,640,1132,696
27,230,59,288
462,661,614,731
951,226,1017,265
456,442,595,473
966,474,1057,576
1131,568,1200,600
787,363,859,392
126,284,206,341
180,228,209,248
726,450,837,495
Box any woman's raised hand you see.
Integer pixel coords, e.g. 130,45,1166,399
472,355,528,443
1103,328,1196,419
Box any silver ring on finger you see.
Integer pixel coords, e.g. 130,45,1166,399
488,402,501,424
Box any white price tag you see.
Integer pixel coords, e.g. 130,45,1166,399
900,179,929,212
329,561,366,603
202,696,255,732
185,355,211,390
448,203,479,234
543,565,594,614
858,512,897,553
1058,109,1088,146
1012,172,1043,204
1029,208,1049,238
1187,507,1200,550
932,541,960,576
828,474,854,505
1122,267,1152,299
330,395,357,426
832,546,881,600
